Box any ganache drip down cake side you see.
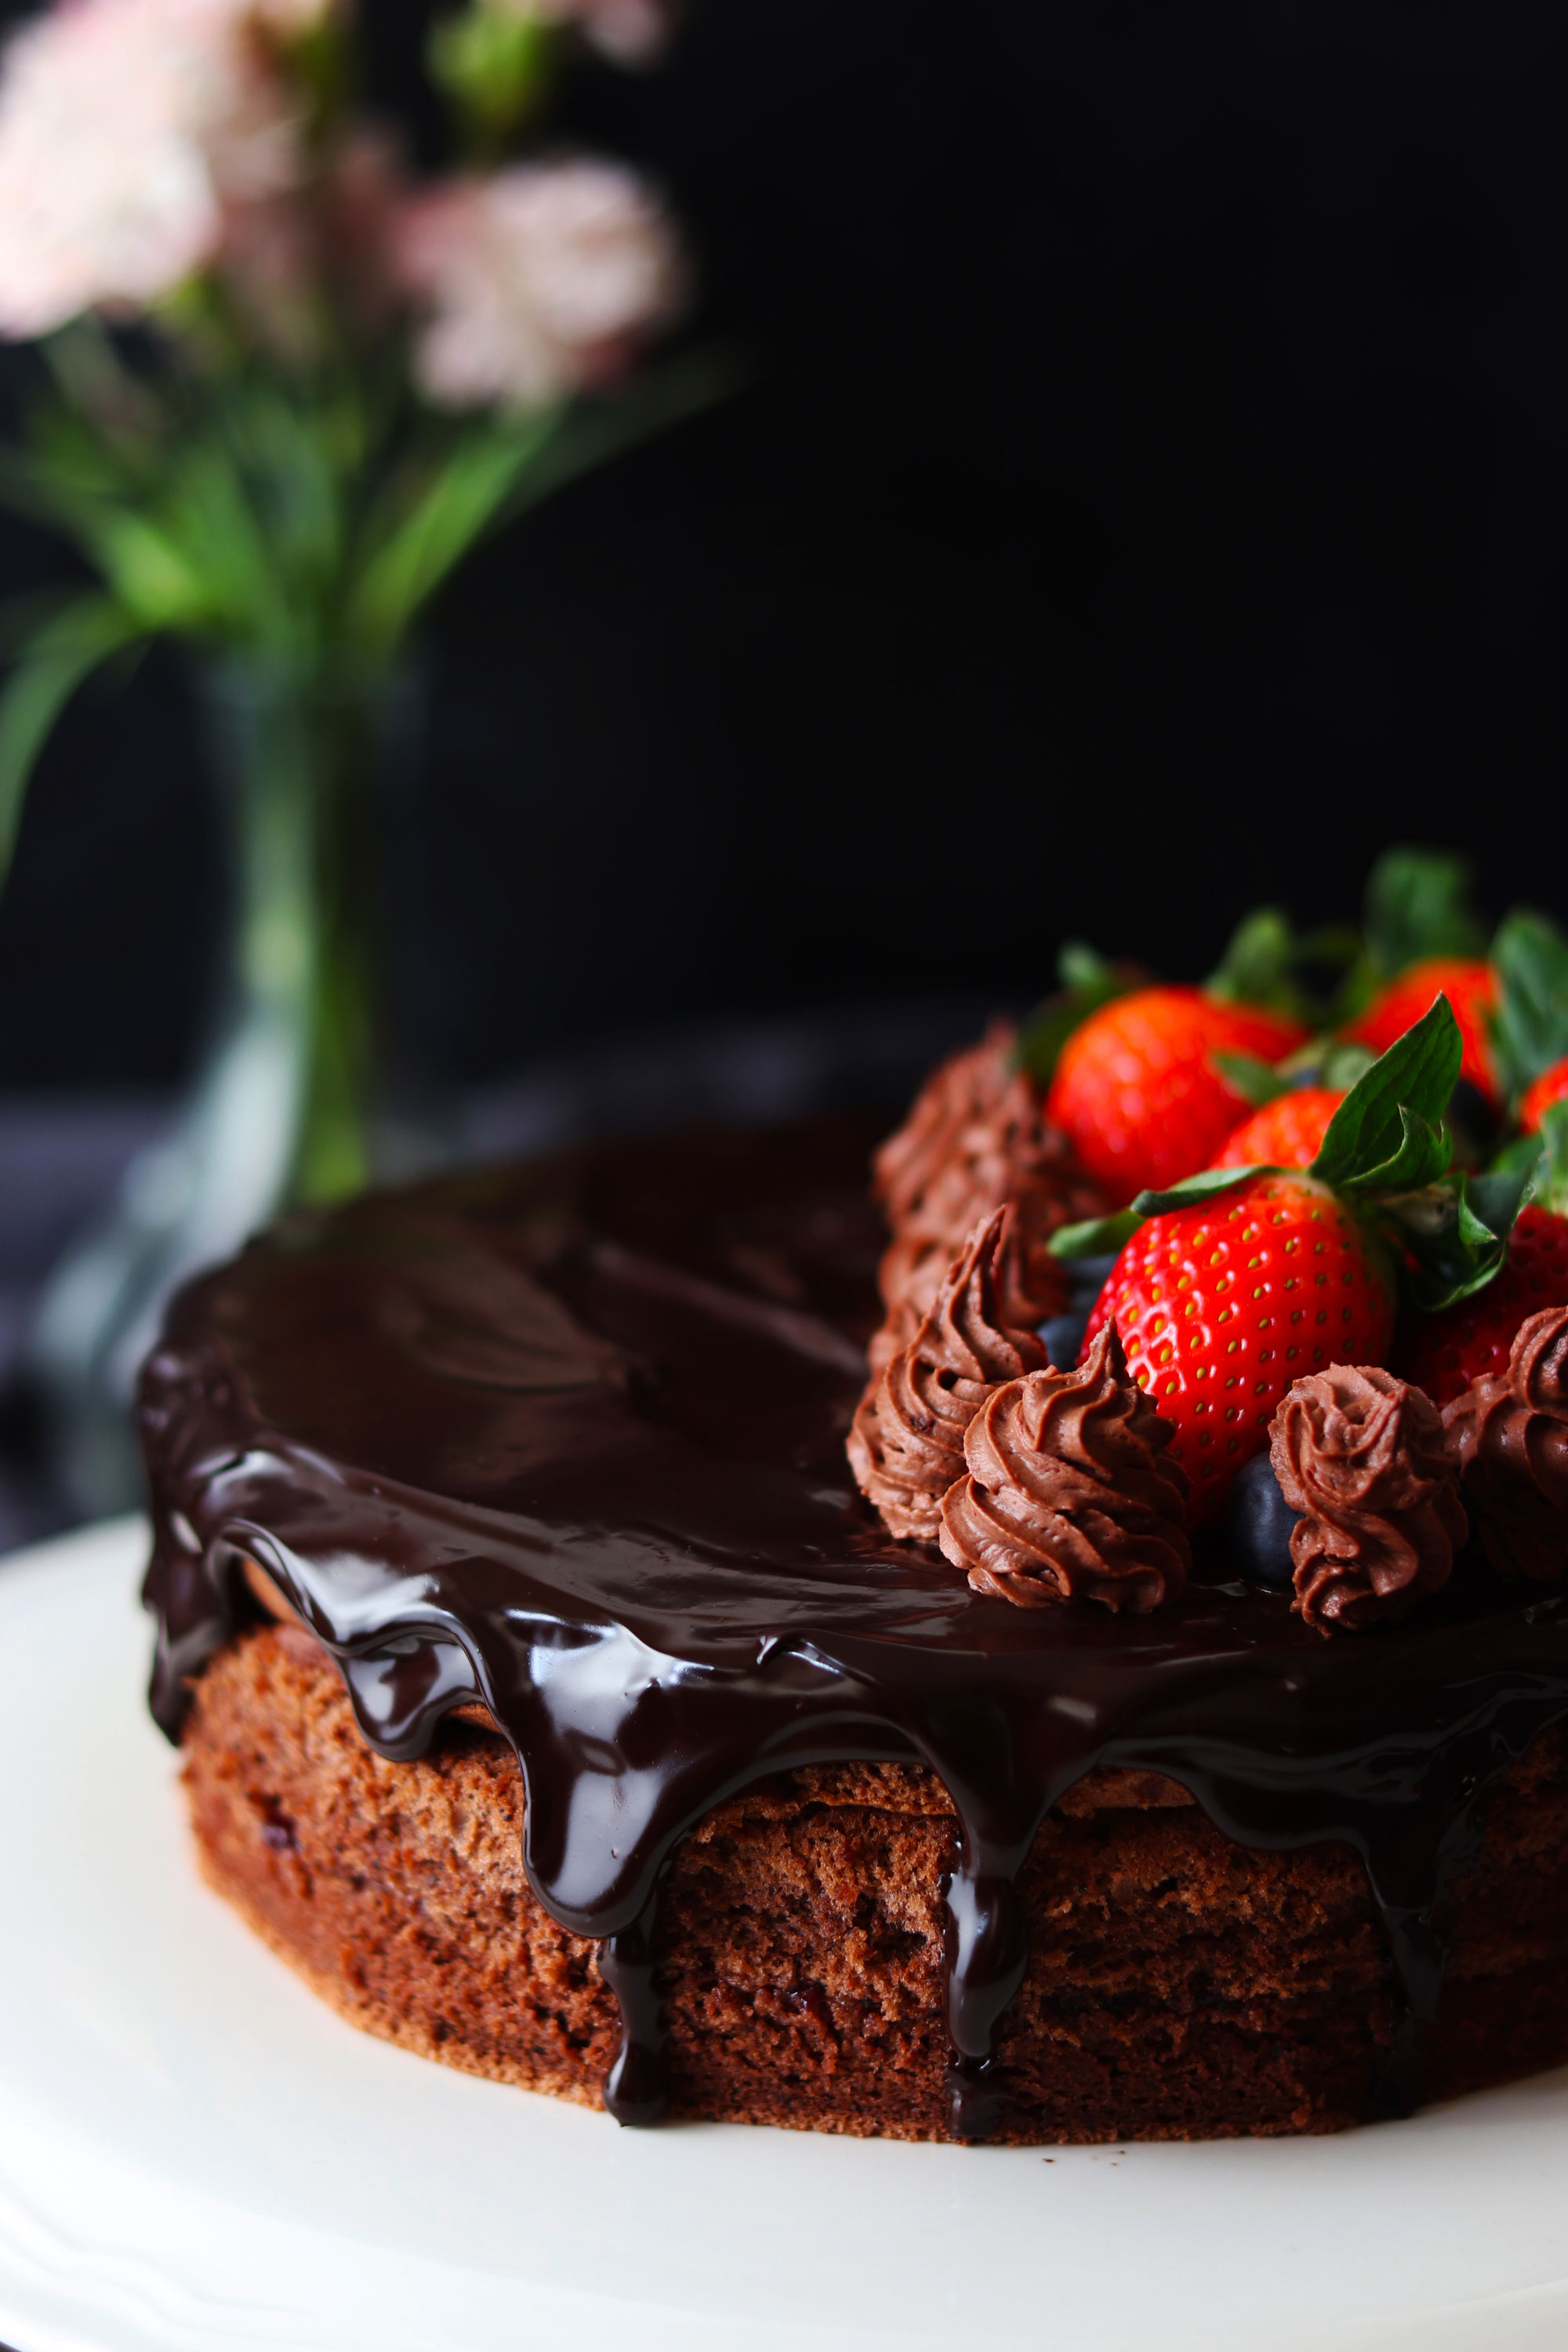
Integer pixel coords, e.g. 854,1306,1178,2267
140,868,1568,2143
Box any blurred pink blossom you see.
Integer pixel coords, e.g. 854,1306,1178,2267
394,159,683,412
511,0,677,68
0,0,316,338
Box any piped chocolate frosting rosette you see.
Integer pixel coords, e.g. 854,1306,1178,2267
1444,1306,1568,1581
938,1323,1191,1611
1270,1367,1467,1636
869,1025,1105,1370
848,1206,1047,1541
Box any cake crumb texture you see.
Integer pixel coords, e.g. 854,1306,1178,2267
183,1621,1568,2142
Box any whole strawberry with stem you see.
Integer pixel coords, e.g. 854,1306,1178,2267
1396,1104,1568,1406
1055,999,1527,1526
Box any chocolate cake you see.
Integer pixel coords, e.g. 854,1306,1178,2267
141,1102,1568,2143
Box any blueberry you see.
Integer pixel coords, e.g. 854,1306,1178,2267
1225,1449,1300,1593
1039,1310,1088,1370
1062,1251,1119,1311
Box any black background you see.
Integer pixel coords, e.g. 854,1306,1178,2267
1,0,1566,1093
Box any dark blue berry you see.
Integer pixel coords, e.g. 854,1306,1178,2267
1225,1449,1300,1593
1038,1310,1088,1370
1062,1251,1119,1311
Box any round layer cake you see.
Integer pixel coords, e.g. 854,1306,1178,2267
141,1113,1568,2143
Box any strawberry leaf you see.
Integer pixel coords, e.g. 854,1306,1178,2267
1340,1103,1451,1195
1048,1208,1142,1258
1319,1039,1377,1090
1207,907,1299,1014
1517,1099,1568,1218
1048,1163,1271,1260
1380,1166,1528,1313
1490,908,1568,1102
1308,995,1462,1188
1014,942,1137,1085
1363,847,1487,982
1210,1050,1284,1109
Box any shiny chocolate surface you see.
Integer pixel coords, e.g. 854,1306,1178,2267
140,1116,1568,2132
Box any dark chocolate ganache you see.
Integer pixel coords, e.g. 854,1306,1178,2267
140,1115,1568,2135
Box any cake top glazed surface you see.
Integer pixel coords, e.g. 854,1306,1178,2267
141,1110,1568,2134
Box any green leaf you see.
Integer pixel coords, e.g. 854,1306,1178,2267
1207,906,1299,1014
1210,1050,1285,1109
1014,940,1134,1086
1318,1038,1377,1091
1047,1207,1142,1259
1362,846,1487,982
1309,995,1463,1188
0,592,145,889
1523,1100,1568,1218
1490,907,1568,1102
1058,940,1115,993
1130,1165,1276,1217
1049,1164,1274,1258
428,1,559,153
1346,1103,1451,1195
1381,1167,1524,1313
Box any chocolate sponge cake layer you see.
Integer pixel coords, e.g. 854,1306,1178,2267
183,1620,1568,2143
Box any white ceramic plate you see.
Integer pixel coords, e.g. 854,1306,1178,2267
4,1519,1568,2352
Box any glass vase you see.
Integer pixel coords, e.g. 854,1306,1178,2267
30,653,446,1518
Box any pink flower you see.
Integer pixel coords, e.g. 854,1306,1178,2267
0,0,310,338
394,159,683,412
495,0,677,69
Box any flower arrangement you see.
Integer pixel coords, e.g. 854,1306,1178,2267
0,0,691,856
0,0,706,1508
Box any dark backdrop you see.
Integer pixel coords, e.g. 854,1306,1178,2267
1,0,1566,1091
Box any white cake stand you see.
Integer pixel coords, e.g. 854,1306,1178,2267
2,1519,1568,2352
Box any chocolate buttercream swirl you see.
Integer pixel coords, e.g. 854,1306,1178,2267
848,1207,1047,1541
870,1192,1071,1371
1271,1366,1466,1636
936,1323,1190,1611
873,1025,1016,1233
1443,1307,1568,1584
869,1038,1102,1373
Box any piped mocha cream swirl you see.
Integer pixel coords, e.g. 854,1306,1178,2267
1271,1366,1466,1636
869,1027,1105,1370
848,1207,1047,1542
936,1324,1191,1611
873,1025,1017,1235
1443,1307,1568,1583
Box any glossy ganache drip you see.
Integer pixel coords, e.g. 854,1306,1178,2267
1271,1367,1468,1636
1445,1307,1568,1583
138,1117,1568,2137
938,1324,1191,1611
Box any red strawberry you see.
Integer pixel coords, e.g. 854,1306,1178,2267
1521,1052,1568,1134
1046,987,1307,1205
1345,956,1499,1105
1083,1174,1396,1526
1394,1203,1568,1406
1214,1087,1345,1171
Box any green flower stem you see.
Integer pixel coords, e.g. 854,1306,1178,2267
212,655,396,1207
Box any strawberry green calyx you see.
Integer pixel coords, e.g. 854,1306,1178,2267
1051,996,1527,1315
1507,1099,1568,1220
1014,942,1141,1086
1490,909,1568,1109
1206,908,1300,1016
